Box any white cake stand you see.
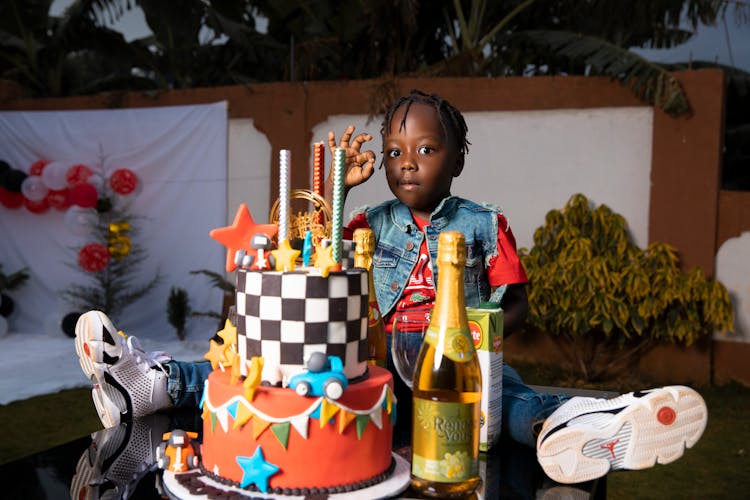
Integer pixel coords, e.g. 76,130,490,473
161,452,411,499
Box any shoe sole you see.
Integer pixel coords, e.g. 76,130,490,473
75,312,129,428
70,423,128,500
537,386,707,484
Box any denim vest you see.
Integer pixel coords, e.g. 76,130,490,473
352,196,502,317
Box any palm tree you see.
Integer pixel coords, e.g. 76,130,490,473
2,0,748,117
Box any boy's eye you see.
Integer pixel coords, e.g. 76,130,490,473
387,149,401,158
418,145,433,154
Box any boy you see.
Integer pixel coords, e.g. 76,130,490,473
74,90,707,489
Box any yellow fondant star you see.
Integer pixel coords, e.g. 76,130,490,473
204,338,229,370
210,203,279,272
243,357,264,401
271,239,301,271
217,319,238,348
313,245,341,278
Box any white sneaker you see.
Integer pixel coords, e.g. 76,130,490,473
537,386,707,484
75,310,173,428
70,413,170,499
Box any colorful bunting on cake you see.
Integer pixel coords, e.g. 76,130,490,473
319,399,340,428
210,411,218,432
203,384,397,443
369,408,383,430
236,446,280,493
217,406,230,432
227,400,239,419
233,403,253,429
271,422,291,449
252,416,271,440
355,415,369,440
290,415,309,439
338,409,357,434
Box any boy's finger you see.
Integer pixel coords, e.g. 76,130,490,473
351,133,372,151
327,131,337,150
339,125,355,148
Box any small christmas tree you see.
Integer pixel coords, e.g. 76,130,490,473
62,165,160,322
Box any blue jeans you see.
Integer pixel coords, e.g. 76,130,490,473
165,360,213,408
387,331,569,448
166,340,568,449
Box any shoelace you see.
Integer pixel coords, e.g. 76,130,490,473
125,336,172,374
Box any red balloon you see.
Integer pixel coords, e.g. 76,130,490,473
24,196,49,214
109,168,138,195
66,164,94,186
0,187,22,209
68,182,98,208
47,188,71,210
78,243,110,273
29,160,49,176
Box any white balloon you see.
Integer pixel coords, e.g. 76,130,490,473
64,206,99,236
20,175,49,201
41,161,68,190
87,173,105,191
0,316,7,338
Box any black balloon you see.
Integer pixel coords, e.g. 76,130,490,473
62,312,82,337
1,168,27,192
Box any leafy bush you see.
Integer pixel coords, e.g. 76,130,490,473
519,194,734,382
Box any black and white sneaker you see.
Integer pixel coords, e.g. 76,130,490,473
536,386,707,484
75,310,172,428
70,414,170,500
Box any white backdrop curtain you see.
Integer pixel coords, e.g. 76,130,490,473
0,102,228,341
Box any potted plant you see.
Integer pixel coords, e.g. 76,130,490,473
519,193,734,382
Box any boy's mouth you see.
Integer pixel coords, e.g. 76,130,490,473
399,179,419,190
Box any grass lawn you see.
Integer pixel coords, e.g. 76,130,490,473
1,363,747,498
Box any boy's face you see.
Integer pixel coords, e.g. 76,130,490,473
383,102,463,220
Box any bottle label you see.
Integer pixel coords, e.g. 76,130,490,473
423,325,475,362
411,399,479,482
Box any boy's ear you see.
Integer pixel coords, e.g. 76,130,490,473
453,156,464,177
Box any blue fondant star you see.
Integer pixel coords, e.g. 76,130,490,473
236,446,280,493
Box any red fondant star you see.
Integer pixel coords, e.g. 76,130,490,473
210,204,279,272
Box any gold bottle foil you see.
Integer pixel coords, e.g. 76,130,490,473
353,228,387,367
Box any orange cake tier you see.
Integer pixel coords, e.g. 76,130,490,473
199,366,396,494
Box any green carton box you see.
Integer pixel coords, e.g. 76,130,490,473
467,303,504,452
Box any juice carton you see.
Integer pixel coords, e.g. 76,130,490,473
467,303,504,452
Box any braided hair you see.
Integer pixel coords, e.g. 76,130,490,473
379,89,470,168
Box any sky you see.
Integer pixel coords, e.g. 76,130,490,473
49,1,750,73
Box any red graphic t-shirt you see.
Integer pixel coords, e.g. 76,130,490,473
345,210,527,334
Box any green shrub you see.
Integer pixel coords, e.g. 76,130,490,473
519,193,734,382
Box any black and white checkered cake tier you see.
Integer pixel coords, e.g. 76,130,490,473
235,268,369,386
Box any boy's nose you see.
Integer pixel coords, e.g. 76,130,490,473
401,156,417,171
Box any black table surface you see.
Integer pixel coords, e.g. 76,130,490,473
0,408,605,500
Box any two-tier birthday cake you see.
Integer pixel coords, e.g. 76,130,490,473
159,148,409,498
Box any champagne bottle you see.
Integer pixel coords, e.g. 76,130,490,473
353,228,387,367
411,231,482,498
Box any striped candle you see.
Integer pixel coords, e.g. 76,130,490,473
278,149,291,242
331,147,345,264
312,142,325,226
312,142,324,198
